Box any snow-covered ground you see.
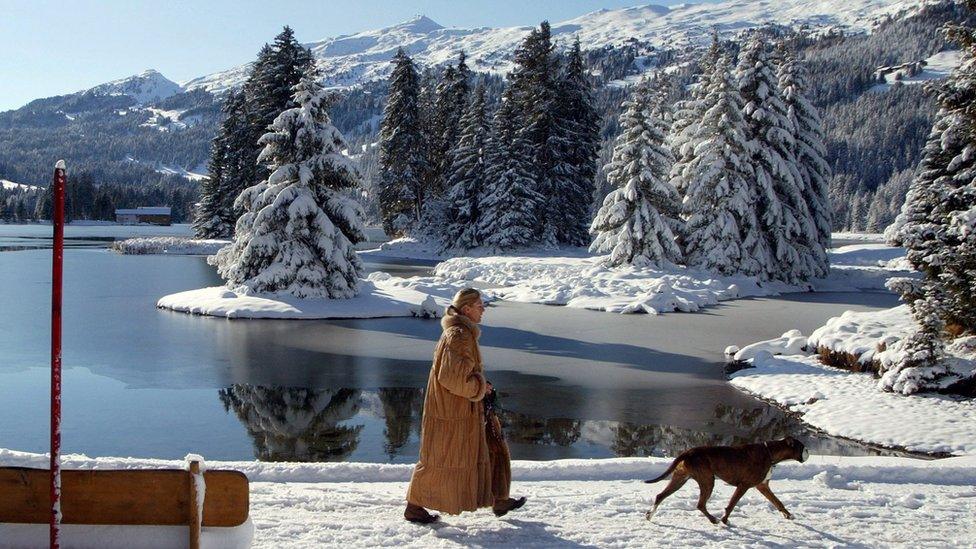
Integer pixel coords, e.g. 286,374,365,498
111,236,229,255
727,305,976,455
869,49,963,93
157,272,465,320
359,237,449,261
830,231,886,243
2,448,974,548
434,244,911,315
730,352,976,456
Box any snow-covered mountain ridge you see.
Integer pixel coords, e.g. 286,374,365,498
86,69,183,105
180,0,938,95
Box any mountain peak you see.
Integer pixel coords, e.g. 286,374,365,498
397,15,444,34
88,70,183,105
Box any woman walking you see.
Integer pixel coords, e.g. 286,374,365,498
404,288,526,524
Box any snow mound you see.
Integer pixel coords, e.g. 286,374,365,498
157,275,466,320
733,330,811,362
809,305,917,369
435,253,906,316
112,237,230,255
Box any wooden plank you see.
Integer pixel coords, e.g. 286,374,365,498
0,467,248,527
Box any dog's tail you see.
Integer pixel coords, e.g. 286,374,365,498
644,456,684,484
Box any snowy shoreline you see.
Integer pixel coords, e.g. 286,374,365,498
726,307,976,456
2,448,974,547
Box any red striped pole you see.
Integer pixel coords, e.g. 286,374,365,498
50,160,66,549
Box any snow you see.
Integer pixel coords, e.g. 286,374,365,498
182,0,925,95
156,273,468,320
123,155,209,181
432,245,910,315
730,353,976,456
360,237,447,261
809,305,919,369
733,330,810,362
0,179,40,191
831,231,886,243
87,69,183,105
111,237,230,255
2,448,975,547
869,50,963,93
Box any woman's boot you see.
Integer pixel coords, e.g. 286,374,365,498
492,496,527,517
404,503,440,524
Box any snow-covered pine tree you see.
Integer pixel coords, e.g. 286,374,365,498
435,52,472,196
895,7,976,332
240,31,316,209
554,38,601,247
669,30,722,198
589,79,683,267
679,56,758,275
211,70,366,299
778,48,832,279
736,34,813,283
442,84,489,251
508,22,559,245
378,48,426,237
478,98,545,251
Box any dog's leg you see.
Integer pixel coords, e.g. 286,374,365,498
694,476,718,525
756,482,793,520
720,486,749,524
646,473,688,521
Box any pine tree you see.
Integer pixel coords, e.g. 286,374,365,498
443,84,489,251
211,70,366,299
669,30,723,199
590,79,682,267
195,90,247,238
433,52,472,196
479,99,545,251
678,56,758,275
378,48,426,237
778,48,832,279
554,38,601,246
736,35,811,283
508,22,559,245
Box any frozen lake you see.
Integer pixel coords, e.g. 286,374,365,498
0,224,903,462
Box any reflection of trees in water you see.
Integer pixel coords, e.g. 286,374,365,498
499,410,582,446
219,385,364,462
612,404,800,458
377,387,424,459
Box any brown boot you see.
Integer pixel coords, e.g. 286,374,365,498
492,496,527,517
404,503,440,524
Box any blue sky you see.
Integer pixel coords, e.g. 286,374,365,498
0,0,717,112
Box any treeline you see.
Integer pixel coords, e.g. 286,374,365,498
377,23,601,250
0,173,197,223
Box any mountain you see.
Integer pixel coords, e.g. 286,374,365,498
86,69,184,105
181,0,934,94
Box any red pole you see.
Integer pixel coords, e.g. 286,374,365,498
50,160,66,549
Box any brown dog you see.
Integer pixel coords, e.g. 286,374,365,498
644,437,809,524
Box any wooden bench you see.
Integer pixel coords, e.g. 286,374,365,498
0,461,249,548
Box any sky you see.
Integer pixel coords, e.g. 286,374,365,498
0,0,716,112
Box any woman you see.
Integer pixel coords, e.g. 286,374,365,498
404,288,526,523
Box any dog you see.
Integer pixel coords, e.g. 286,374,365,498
643,437,809,525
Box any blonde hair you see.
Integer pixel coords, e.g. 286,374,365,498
447,288,482,316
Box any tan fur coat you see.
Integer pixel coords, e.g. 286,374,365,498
406,312,493,514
